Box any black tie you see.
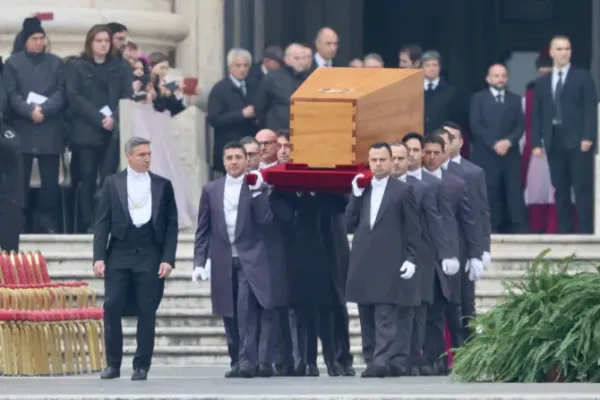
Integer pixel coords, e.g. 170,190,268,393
554,71,564,122
427,83,434,91
240,81,247,97
496,94,503,104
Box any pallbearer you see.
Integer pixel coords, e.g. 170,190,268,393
345,142,421,378
390,139,458,375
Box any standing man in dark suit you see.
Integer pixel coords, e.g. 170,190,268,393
421,51,462,135
345,142,421,378
309,27,339,71
439,124,490,343
421,132,482,375
246,46,283,90
391,138,459,376
469,64,527,233
207,48,257,174
93,137,178,381
532,35,598,234
193,141,276,378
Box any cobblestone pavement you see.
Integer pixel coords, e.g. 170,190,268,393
1,366,600,400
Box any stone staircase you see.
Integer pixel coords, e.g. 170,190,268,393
19,233,600,364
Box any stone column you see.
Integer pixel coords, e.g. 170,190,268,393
0,1,188,57
173,0,224,201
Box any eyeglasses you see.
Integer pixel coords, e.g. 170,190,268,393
247,152,259,157
258,140,277,147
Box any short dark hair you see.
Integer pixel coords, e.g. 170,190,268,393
239,136,259,146
434,127,454,142
106,22,127,34
399,44,422,63
402,132,424,149
390,141,408,150
441,121,463,137
276,129,290,141
423,133,446,151
369,142,392,157
222,141,247,156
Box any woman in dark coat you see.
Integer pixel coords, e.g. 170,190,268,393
64,24,132,232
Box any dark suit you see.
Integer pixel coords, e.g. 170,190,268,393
422,169,479,371
470,89,527,233
445,158,490,339
194,177,276,370
246,63,268,92
404,174,454,370
93,170,178,371
424,78,462,135
207,77,257,173
345,178,420,373
532,66,598,233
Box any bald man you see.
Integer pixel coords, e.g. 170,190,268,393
312,27,339,69
254,43,308,131
469,64,526,234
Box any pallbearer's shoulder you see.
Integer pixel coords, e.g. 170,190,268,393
149,171,172,185
201,176,224,192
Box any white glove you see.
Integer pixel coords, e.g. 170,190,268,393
248,170,264,191
465,258,484,281
482,251,491,269
441,258,460,276
191,259,211,282
399,261,416,279
351,174,365,197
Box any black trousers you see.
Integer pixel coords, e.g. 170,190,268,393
72,143,110,231
273,307,295,368
358,303,409,368
223,259,275,368
485,156,527,233
331,300,353,366
103,258,161,370
0,198,21,251
22,153,60,232
460,272,476,342
423,274,462,367
546,126,594,233
409,302,427,368
292,304,336,367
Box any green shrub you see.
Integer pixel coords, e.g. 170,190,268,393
451,249,600,383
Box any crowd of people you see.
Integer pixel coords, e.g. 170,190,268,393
206,29,597,235
0,17,197,242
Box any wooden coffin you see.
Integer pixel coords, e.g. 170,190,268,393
290,67,424,168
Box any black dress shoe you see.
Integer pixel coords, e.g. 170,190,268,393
131,369,148,381
238,364,256,378
410,366,421,376
258,363,274,377
361,364,387,378
419,363,434,376
325,361,342,377
295,363,306,377
225,365,240,378
388,364,408,377
340,365,356,377
275,364,295,376
100,367,120,379
306,364,319,377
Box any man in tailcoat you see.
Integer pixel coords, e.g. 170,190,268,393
345,142,421,378
93,137,178,381
421,132,483,375
440,124,491,341
391,139,458,375
193,141,275,378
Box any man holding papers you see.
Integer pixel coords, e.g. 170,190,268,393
3,16,65,233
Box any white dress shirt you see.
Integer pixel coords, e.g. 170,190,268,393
314,53,332,67
259,160,278,170
424,167,443,179
369,176,389,229
490,87,505,103
424,78,440,90
441,160,450,170
451,155,462,164
552,64,570,94
407,168,423,180
224,174,244,256
398,174,407,182
127,167,152,227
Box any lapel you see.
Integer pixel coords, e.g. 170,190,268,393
226,77,247,101
235,184,249,239
115,170,130,222
149,172,163,226
215,178,230,241
372,181,393,229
